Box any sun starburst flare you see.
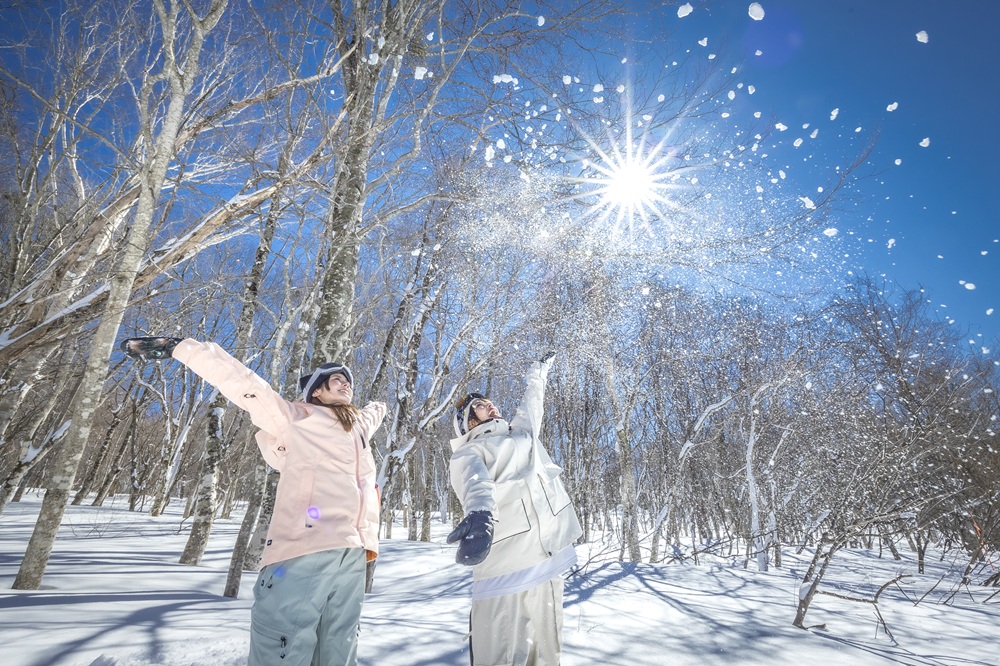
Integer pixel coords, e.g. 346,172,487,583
555,105,699,243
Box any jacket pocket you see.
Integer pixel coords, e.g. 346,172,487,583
493,497,531,544
539,473,573,516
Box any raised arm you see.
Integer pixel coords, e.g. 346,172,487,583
509,351,555,440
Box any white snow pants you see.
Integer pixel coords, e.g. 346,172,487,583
248,547,366,666
470,576,565,666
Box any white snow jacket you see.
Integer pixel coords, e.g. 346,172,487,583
449,359,582,581
172,339,386,570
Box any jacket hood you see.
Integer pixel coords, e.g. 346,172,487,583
449,418,510,451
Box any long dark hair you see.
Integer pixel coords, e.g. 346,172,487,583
325,403,361,432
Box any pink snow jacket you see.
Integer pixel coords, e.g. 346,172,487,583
449,359,582,581
172,339,386,570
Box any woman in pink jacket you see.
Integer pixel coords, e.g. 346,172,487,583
121,336,386,666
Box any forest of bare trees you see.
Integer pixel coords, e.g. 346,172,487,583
1,0,997,626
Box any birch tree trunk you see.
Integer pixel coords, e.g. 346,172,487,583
0,371,81,514
12,0,229,590
182,178,283,571
223,457,267,598
793,533,841,628
178,397,224,565
92,433,131,507
613,418,642,562
244,469,279,570
0,445,55,512
72,405,125,505
311,0,433,360
150,393,201,518
745,396,768,572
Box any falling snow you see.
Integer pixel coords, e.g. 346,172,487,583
677,3,694,18
748,3,765,21
916,30,929,43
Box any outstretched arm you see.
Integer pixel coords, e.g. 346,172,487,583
123,337,300,469
169,339,297,430
509,351,555,440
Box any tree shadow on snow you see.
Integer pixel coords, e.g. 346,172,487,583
0,591,245,666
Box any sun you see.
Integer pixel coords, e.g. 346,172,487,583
603,159,658,209
554,103,691,241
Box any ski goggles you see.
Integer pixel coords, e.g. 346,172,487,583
456,392,488,416
299,363,354,402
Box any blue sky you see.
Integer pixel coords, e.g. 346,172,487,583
686,1,999,347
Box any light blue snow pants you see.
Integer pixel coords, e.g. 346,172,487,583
248,547,366,666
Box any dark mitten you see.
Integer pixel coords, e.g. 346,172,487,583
120,337,182,360
446,510,494,566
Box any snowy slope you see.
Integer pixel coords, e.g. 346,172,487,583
1,493,997,666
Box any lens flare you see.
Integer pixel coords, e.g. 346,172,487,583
553,91,696,243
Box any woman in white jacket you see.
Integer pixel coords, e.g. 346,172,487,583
448,352,582,666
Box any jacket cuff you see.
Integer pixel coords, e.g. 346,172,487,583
170,338,202,363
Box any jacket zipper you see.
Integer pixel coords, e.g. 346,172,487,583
354,429,365,544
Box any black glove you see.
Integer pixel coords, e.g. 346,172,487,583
446,510,494,566
120,337,182,360
539,351,555,363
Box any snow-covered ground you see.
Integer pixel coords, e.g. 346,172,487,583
1,492,997,666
